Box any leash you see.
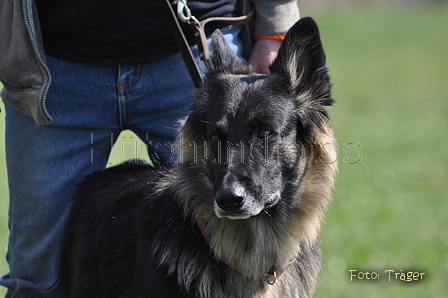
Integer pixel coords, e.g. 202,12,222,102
164,0,203,88
164,0,254,88
187,10,254,61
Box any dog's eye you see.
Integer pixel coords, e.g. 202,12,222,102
258,130,271,139
211,135,220,143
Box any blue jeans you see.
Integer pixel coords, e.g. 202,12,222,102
0,26,242,298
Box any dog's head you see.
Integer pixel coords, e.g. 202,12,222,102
176,17,337,222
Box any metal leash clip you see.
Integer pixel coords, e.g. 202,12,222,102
176,0,199,24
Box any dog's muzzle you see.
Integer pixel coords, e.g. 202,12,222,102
215,188,245,212
213,186,264,220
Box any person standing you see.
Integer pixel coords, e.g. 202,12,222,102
0,0,300,297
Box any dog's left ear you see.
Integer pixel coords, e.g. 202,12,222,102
207,30,246,73
270,17,332,106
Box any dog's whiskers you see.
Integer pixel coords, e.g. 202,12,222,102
201,120,215,125
263,209,273,218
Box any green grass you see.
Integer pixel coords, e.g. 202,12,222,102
312,3,448,298
0,101,7,298
1,3,447,297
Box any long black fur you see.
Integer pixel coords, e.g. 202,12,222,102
64,17,337,298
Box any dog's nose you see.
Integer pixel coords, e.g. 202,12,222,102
215,188,245,212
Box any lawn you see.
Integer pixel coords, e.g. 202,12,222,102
312,3,448,297
1,2,447,297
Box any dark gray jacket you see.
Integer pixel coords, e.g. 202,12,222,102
0,0,299,125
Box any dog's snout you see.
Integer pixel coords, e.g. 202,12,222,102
215,189,245,212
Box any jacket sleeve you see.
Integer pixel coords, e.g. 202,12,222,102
0,0,52,125
251,0,300,37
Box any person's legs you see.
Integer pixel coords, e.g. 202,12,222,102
0,25,244,298
0,57,121,298
121,54,194,168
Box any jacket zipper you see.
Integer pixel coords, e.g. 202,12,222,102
22,0,52,123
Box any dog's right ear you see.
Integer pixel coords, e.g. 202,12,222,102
206,30,246,73
270,17,332,106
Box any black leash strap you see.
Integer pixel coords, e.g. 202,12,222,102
164,0,203,88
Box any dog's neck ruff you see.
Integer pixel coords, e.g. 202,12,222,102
196,218,295,285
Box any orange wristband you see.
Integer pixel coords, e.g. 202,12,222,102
256,33,287,41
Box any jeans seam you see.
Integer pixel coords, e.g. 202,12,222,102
116,63,144,91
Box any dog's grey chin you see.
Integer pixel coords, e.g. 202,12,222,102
213,205,263,220
222,214,253,220
214,210,255,220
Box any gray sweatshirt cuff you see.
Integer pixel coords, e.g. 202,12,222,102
252,0,300,37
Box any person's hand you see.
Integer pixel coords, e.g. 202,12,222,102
249,39,283,74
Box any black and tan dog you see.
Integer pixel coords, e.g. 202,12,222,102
64,17,337,298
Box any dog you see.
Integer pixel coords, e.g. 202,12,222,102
64,17,337,298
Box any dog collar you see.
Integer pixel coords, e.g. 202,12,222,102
196,218,295,285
